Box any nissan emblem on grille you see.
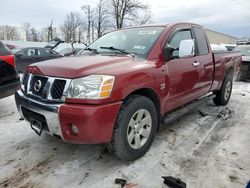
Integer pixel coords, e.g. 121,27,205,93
34,80,42,92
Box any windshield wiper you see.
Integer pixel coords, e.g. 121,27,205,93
84,47,98,54
100,46,134,58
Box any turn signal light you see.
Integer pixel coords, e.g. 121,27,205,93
100,78,114,98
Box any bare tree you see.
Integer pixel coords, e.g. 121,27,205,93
0,25,19,40
0,27,3,40
94,0,109,38
132,10,152,25
22,22,31,41
61,11,83,42
77,25,86,43
108,0,150,29
41,27,50,42
81,5,92,44
41,27,57,42
30,28,39,41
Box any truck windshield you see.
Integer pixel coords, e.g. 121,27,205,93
78,27,165,58
234,46,250,56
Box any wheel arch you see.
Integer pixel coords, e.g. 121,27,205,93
226,66,234,77
125,88,162,131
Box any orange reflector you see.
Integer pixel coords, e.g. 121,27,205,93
103,79,114,85
101,85,112,91
100,91,111,98
99,77,114,98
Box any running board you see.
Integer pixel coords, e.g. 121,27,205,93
162,94,216,125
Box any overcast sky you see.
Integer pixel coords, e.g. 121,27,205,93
0,0,249,37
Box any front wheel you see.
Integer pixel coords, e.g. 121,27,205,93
112,95,157,161
213,73,233,106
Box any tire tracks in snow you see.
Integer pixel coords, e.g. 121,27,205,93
0,155,54,188
85,105,235,187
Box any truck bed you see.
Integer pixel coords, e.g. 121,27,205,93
211,51,241,91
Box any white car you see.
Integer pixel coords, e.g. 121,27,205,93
234,45,250,81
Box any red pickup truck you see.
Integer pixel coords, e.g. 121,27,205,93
15,23,241,161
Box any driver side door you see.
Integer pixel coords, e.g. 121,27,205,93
164,28,201,113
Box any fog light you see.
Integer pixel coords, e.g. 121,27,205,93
71,124,79,135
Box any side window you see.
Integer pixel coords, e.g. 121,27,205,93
194,27,209,55
40,49,51,57
167,30,192,58
27,49,36,56
35,49,41,56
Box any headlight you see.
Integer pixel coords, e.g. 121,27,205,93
67,75,115,99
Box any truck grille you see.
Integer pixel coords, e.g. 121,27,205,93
21,73,29,92
21,73,71,102
30,76,48,96
51,79,66,99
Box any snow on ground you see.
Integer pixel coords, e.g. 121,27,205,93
0,82,250,188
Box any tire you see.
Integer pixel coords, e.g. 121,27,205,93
236,70,243,81
111,95,157,161
213,73,233,106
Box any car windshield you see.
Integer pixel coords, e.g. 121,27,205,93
234,46,250,56
78,27,165,58
12,48,22,54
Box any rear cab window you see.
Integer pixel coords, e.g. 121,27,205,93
193,27,209,55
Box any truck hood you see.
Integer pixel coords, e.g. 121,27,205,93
28,55,135,78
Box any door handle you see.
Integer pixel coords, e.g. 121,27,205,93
192,61,200,67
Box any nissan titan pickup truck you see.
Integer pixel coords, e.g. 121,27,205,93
15,23,241,161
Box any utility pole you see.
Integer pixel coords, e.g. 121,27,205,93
91,20,94,42
87,5,91,44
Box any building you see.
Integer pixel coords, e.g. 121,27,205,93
205,29,238,45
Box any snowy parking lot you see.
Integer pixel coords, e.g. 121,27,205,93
0,82,250,188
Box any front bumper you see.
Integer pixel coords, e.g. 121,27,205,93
15,90,122,144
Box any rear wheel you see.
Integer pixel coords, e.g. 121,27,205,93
111,95,157,161
236,70,243,81
213,73,233,106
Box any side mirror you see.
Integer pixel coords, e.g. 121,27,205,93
163,44,177,61
15,53,23,58
179,39,195,58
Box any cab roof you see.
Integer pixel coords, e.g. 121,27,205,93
124,22,203,29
